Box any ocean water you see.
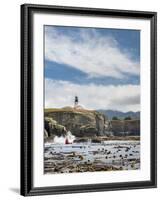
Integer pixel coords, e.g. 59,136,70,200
44,140,140,174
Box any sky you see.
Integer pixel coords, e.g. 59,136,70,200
45,26,140,112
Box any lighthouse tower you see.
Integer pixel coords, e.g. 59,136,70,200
74,96,84,110
74,96,78,108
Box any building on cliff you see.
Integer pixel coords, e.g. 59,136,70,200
74,96,84,110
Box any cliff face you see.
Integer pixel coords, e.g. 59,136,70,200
111,120,140,136
44,108,140,138
45,108,109,137
45,117,66,137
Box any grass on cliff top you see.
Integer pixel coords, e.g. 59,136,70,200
45,107,95,113
45,108,70,112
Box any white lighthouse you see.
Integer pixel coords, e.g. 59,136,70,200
74,96,78,107
74,96,84,110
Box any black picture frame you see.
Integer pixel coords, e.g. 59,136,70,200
21,4,157,196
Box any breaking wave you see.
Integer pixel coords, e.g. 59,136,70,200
53,131,75,144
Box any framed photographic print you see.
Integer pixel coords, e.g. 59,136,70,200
21,4,157,196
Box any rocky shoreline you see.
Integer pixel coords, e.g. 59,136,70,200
44,141,140,174
45,135,140,143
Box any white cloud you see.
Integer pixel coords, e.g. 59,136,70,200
45,27,139,79
45,79,140,112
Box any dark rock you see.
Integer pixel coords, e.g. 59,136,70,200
74,138,88,143
91,138,102,143
44,117,66,137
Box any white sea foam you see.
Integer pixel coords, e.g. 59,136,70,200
53,136,66,144
53,131,75,144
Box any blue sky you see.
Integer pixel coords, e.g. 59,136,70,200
45,26,140,111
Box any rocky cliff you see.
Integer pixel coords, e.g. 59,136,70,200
44,117,66,137
111,120,140,136
45,108,109,137
44,108,140,138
